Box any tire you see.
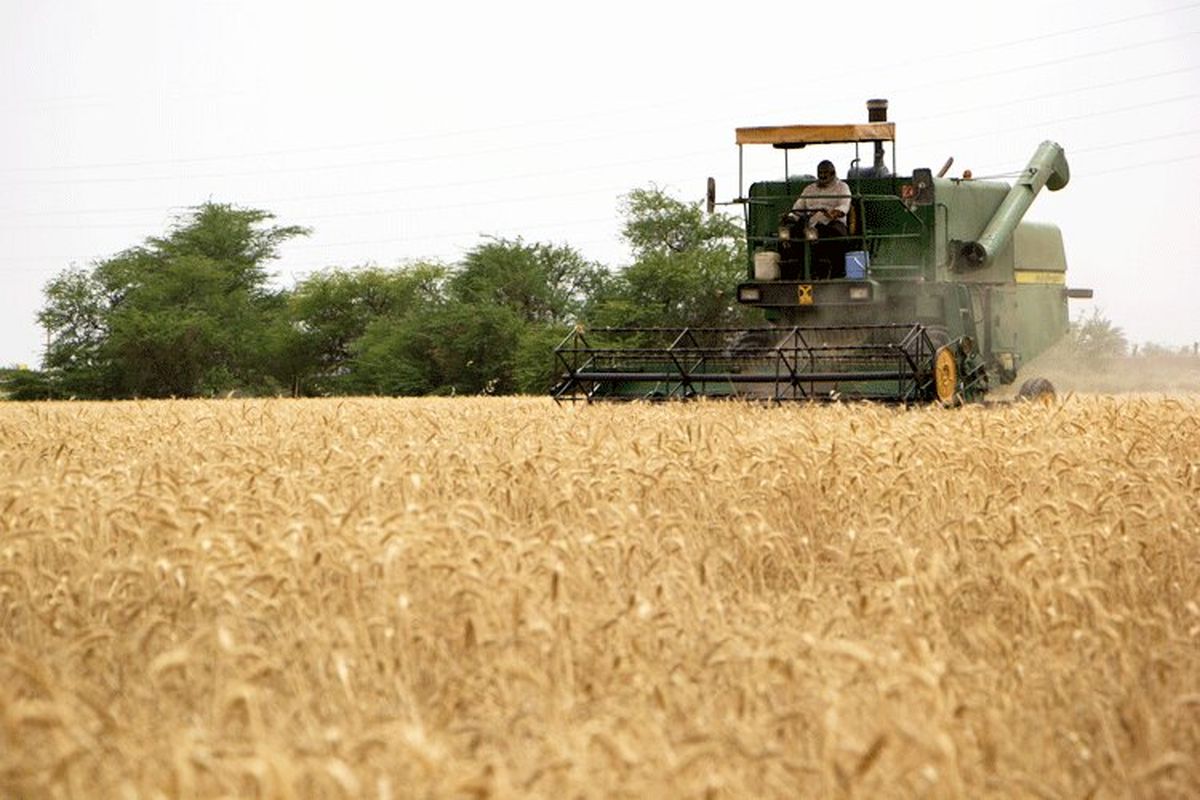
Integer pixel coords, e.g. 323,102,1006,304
1017,376,1056,402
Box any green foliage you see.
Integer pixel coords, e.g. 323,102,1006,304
591,187,753,330
0,368,61,401
347,309,444,396
286,263,447,394
145,204,307,291
1067,309,1129,363
38,267,119,396
350,302,525,396
38,203,309,398
451,238,606,325
620,186,743,260
514,325,572,394
30,189,758,399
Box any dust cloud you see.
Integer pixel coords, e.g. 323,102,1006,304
994,339,1200,398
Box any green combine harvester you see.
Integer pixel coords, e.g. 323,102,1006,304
552,99,1092,404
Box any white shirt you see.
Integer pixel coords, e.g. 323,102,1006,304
793,178,851,226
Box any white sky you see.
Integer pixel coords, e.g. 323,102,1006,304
2,0,1199,367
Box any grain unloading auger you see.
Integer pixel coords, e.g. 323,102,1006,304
552,99,1092,405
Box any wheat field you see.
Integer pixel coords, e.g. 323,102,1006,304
1,396,1197,799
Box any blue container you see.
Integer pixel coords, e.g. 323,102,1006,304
845,250,869,279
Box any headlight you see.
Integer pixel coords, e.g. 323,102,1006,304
739,287,761,302
848,286,870,301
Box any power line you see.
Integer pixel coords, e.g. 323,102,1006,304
8,87,1196,232
1071,151,1200,177
1073,128,1200,154
0,148,723,230
0,185,629,232
904,66,1200,124
4,116,1199,241
4,3,1198,177
8,26,1197,192
2,127,716,187
908,93,1200,150
897,1,1200,63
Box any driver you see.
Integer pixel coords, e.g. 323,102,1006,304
785,160,851,277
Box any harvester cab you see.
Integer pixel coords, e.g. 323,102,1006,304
552,99,1092,404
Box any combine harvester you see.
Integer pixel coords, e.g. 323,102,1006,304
552,99,1092,405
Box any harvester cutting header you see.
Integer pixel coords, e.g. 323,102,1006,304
553,99,1092,404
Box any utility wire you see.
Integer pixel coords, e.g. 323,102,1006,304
908,93,1200,150
7,89,1198,232
4,120,1200,235
893,1,1200,63
7,26,1197,192
3,149,1197,274
904,66,1200,124
3,3,1198,175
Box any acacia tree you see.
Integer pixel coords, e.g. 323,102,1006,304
450,237,606,326
38,267,116,396
591,186,754,330
345,238,605,396
282,263,447,395
38,203,308,398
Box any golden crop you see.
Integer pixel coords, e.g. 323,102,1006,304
1,396,1197,798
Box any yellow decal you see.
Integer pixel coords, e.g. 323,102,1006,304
797,284,814,305
1014,270,1066,285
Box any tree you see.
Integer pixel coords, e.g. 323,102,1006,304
450,238,606,325
591,187,753,330
284,263,447,394
0,367,60,401
29,190,759,399
1067,309,1128,363
38,267,117,396
350,301,526,396
38,203,309,398
620,185,744,259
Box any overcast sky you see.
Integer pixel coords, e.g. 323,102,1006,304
3,0,1198,367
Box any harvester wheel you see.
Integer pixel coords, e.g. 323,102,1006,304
1017,376,1056,403
934,346,960,406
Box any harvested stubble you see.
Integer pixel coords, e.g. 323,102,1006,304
0,396,1198,799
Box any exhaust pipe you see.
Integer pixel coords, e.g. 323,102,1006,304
867,99,888,174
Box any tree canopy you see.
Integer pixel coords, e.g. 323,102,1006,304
23,189,748,399
38,203,309,398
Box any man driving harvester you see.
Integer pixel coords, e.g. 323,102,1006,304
783,159,852,279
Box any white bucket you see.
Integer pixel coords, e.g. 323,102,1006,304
845,250,869,279
754,250,781,280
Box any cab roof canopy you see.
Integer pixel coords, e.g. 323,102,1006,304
735,122,895,149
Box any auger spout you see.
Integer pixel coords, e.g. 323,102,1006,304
957,140,1070,268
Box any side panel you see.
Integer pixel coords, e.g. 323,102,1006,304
1014,222,1068,273
987,286,1020,356
1014,285,1069,363
1013,222,1070,362
931,178,1012,281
